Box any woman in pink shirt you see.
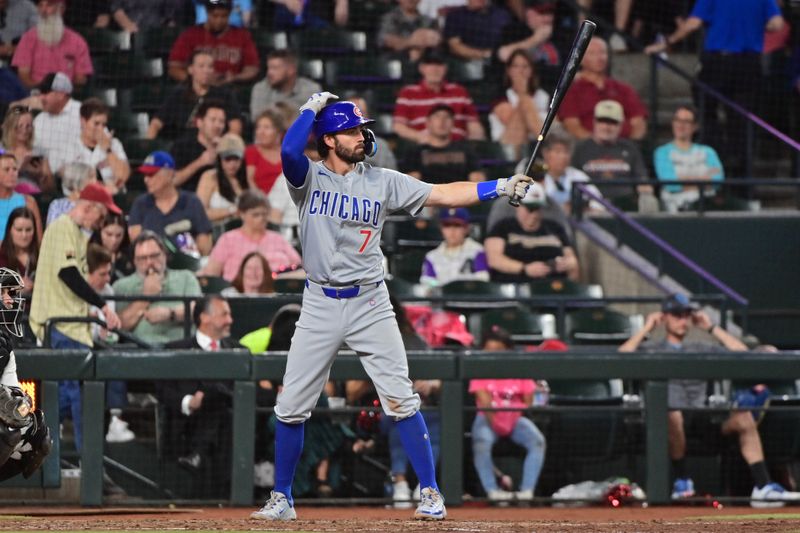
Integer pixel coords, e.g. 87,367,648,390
469,327,546,503
245,108,284,195
201,189,302,281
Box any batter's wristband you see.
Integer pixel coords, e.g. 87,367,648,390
477,180,499,201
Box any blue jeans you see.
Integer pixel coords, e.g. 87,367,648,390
106,380,128,410
381,410,441,477
471,414,546,492
52,329,90,452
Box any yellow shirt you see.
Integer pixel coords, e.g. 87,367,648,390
29,214,91,346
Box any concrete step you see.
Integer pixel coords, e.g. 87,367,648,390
610,52,698,99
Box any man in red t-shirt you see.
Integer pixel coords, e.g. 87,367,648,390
168,0,258,85
392,48,485,143
557,36,647,140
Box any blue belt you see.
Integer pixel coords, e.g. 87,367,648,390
306,279,382,299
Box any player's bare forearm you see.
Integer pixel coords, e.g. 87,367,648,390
425,182,480,207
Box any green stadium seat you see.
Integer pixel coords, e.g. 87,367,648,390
389,248,428,282
131,82,175,113
273,278,306,294
385,277,430,299
446,59,484,83
565,308,634,345
197,275,231,294
108,112,150,138
325,58,403,86
228,295,302,339
136,26,183,58
289,29,367,56
167,251,201,272
348,0,395,32
250,30,289,53
472,308,556,345
440,280,517,311
371,113,394,138
95,55,164,85
73,87,120,108
296,59,325,83
78,27,131,54
367,84,403,113
528,279,603,298
124,138,172,168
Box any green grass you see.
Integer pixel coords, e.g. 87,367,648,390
693,513,800,521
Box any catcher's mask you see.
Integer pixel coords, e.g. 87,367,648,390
314,101,378,157
0,268,25,337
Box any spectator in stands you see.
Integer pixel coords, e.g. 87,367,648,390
644,0,784,177
29,182,122,451
90,212,134,283
393,48,485,142
201,189,301,281
378,0,441,62
0,0,38,60
444,0,512,61
250,50,322,119
489,49,548,160
540,132,603,214
470,326,545,502
113,230,203,346
1,105,55,194
571,100,649,200
0,206,38,298
111,0,184,33
245,108,284,195
148,50,243,141
485,181,578,283
221,251,274,296
172,99,226,192
420,207,488,287
619,293,800,507
558,37,647,140
346,95,398,170
497,0,559,66
654,105,724,213
31,72,80,176
168,0,259,85
195,0,251,27
159,295,240,474
577,0,633,52
197,132,249,224
0,153,42,241
46,161,94,226
403,104,486,184
129,151,213,257
11,0,93,88
61,97,130,194
272,0,349,30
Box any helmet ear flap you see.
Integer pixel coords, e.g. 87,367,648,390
362,128,378,158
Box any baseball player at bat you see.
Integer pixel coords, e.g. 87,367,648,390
251,92,532,521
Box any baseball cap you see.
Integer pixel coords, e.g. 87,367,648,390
521,181,547,209
138,151,175,175
38,72,73,95
440,207,469,226
594,100,624,123
428,103,455,117
661,293,699,314
205,0,232,10
79,182,122,214
217,133,245,159
526,0,556,12
420,48,447,65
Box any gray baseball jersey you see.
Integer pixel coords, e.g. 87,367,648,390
288,159,433,286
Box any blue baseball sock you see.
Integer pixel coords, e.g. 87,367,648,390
395,411,438,491
274,420,305,505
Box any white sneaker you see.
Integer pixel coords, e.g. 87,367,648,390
515,489,534,501
488,489,515,502
105,415,135,443
393,480,412,509
751,483,800,508
414,487,446,520
250,491,297,520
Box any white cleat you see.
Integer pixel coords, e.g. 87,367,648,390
250,491,297,520
414,487,446,520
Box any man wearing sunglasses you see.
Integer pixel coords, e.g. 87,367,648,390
619,293,800,507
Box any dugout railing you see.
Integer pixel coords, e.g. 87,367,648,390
7,347,800,506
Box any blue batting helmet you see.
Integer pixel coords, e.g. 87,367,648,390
313,101,375,139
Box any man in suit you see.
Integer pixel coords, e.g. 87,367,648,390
158,295,241,475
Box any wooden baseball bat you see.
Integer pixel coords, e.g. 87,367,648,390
509,20,597,206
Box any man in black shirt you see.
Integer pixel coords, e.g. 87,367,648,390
147,50,242,140
484,181,578,283
172,99,226,192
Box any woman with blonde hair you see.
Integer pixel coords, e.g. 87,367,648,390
0,106,54,193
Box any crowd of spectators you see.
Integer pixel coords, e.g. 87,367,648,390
0,0,796,506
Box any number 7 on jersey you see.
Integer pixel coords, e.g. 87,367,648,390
358,229,372,253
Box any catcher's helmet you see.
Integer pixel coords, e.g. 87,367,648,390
313,102,378,157
0,268,25,337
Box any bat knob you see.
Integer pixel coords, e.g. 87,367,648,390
508,196,521,207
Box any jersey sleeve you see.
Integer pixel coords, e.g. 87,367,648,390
384,170,433,216
281,110,314,188
653,144,676,180
168,28,193,64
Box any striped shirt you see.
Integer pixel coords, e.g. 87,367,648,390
393,81,479,140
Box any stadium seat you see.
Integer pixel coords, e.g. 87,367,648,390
167,251,202,272
298,59,325,83
472,308,556,345
389,248,428,283
78,27,131,54
108,112,150,139
250,30,289,53
348,0,395,32
528,279,603,299
383,218,441,252
565,308,635,345
371,113,394,138
446,59,484,83
95,55,164,85
136,26,183,58
289,29,367,56
325,58,403,86
367,84,403,113
273,278,306,294
197,275,231,294
131,82,175,113
467,140,516,168
124,139,172,168
73,87,120,108
440,280,517,311
228,295,302,339
385,277,428,299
